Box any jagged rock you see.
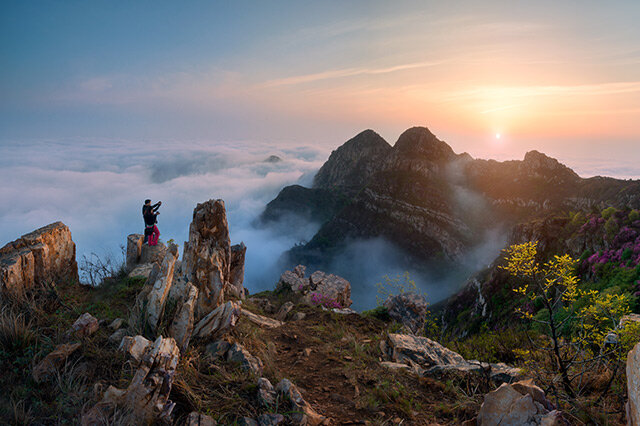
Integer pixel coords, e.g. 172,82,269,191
242,309,284,329
380,361,412,371
226,343,264,375
385,333,466,368
292,312,306,321
205,340,231,359
257,377,277,407
84,336,180,426
126,234,167,272
627,342,640,425
308,271,352,308
238,418,258,426
277,265,308,293
182,199,232,318
193,300,241,340
0,222,78,297
257,413,284,426
168,281,199,350
383,292,429,333
330,307,357,315
477,381,562,426
248,297,277,314
109,318,124,330
184,412,217,426
276,301,294,321
128,263,154,279
126,234,144,272
68,312,99,338
229,243,246,299
109,328,128,344
276,378,326,425
146,243,179,330
118,335,152,363
32,342,81,383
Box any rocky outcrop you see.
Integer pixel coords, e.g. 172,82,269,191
184,412,217,426
85,336,180,425
627,342,640,425
182,199,240,318
205,339,264,375
119,335,152,363
0,222,78,297
381,333,521,384
126,233,167,273
277,265,352,308
384,292,430,333
168,282,199,350
477,380,561,425
242,309,284,329
32,343,81,383
146,243,179,330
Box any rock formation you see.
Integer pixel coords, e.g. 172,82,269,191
32,343,81,383
383,292,430,333
0,222,77,297
277,265,352,308
125,233,167,277
628,342,640,425
229,243,246,299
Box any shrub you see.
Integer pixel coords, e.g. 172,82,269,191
605,217,619,238
602,207,617,220
0,309,37,353
629,210,640,223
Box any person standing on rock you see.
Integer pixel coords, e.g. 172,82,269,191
142,199,161,245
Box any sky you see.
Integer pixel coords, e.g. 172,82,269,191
2,1,640,161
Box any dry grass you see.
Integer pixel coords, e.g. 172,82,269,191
0,307,38,353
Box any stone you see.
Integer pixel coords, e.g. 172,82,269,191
168,281,199,351
238,418,258,426
385,333,467,368
276,301,294,321
0,222,78,297
477,381,559,426
380,361,412,371
193,301,241,340
627,341,640,426
257,414,284,426
85,336,180,425
276,378,326,426
242,309,284,329
128,263,154,279
182,199,232,319
109,318,124,330
109,328,128,344
184,412,217,426
331,307,358,315
248,297,276,314
277,265,308,293
229,243,246,299
68,312,99,338
257,377,277,407
205,340,231,359
309,271,352,308
292,312,306,321
383,292,429,334
32,343,81,383
226,343,264,376
119,335,152,363
139,241,167,266
126,234,144,272
146,243,179,330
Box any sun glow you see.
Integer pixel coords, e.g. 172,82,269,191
495,133,501,139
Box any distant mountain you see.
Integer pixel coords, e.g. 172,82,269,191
261,126,640,275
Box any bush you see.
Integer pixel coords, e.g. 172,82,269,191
629,210,640,223
602,207,617,220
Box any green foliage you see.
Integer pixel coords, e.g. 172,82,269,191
362,306,391,322
601,206,617,220
629,209,640,223
569,211,586,228
375,271,421,306
604,216,619,238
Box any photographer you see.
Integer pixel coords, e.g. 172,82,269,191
142,199,161,245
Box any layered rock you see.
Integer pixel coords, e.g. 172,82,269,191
276,378,326,425
32,343,81,383
125,233,167,276
229,243,246,299
627,342,640,425
85,336,180,425
146,243,179,330
67,312,99,338
192,300,241,340
0,222,77,297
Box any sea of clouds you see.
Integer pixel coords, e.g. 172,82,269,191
1,139,638,310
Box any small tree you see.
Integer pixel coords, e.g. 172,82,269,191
502,241,634,405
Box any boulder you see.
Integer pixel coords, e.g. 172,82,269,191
308,271,352,308
383,292,429,333
628,342,640,425
128,263,154,279
242,309,284,329
168,281,199,350
146,243,179,330
193,300,241,340
181,200,233,318
109,318,124,330
126,233,167,272
32,342,81,383
126,234,144,272
205,340,231,359
68,312,99,338
0,222,78,297
226,343,264,376
229,243,246,298
257,414,284,426
478,381,561,426
276,378,326,426
277,265,308,293
119,335,152,363
184,412,217,426
109,329,128,344
86,336,180,425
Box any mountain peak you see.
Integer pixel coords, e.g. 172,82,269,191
392,126,456,163
522,150,580,180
